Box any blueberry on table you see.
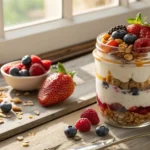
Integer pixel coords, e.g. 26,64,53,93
96,126,109,137
19,69,29,76
9,67,20,76
21,55,31,66
112,30,127,39
0,101,12,113
64,125,77,138
123,33,137,45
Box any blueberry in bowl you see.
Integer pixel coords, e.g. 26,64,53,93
0,55,52,91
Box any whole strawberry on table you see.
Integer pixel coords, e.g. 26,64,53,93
38,62,76,107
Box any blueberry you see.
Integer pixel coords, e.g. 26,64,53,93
112,30,127,39
19,69,29,76
22,55,31,66
123,34,137,45
102,81,109,89
9,67,20,76
0,101,12,113
96,126,109,137
64,125,77,138
131,87,139,96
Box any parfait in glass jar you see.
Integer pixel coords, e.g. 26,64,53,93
93,13,150,128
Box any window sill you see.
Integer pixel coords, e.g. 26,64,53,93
0,1,150,64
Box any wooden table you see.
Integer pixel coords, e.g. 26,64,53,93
0,53,150,150
1,104,150,150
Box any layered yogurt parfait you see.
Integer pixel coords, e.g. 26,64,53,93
93,13,150,128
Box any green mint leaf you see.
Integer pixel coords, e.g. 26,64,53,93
136,12,142,23
127,18,137,24
142,16,147,22
57,62,67,74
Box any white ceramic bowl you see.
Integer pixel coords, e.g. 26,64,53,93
0,61,50,91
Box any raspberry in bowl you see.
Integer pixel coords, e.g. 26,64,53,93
93,13,150,128
1,55,52,91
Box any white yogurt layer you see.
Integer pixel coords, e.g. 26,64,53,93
95,58,150,83
96,78,150,109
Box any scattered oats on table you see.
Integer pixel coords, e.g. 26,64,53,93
34,110,40,116
0,119,4,124
22,142,29,147
28,132,36,136
23,100,34,106
12,105,22,112
11,97,22,104
15,93,20,96
29,115,33,119
24,92,30,96
17,136,24,141
0,113,6,118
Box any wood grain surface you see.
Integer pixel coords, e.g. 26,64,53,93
1,104,150,150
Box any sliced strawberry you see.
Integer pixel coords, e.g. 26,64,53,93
29,63,45,76
42,60,52,71
127,24,142,37
134,38,150,53
31,55,42,64
107,40,118,47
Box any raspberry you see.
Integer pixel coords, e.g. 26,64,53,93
127,24,142,37
134,38,150,53
140,26,150,38
14,63,24,70
75,118,91,132
80,108,100,125
42,60,52,71
3,64,13,74
31,55,42,64
29,63,45,76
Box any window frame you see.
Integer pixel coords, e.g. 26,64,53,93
0,0,150,64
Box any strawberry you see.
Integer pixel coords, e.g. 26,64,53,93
134,38,150,53
80,108,100,125
140,26,150,38
29,63,45,76
127,24,141,37
31,55,42,64
75,118,91,132
3,64,13,74
107,40,118,47
38,62,76,106
42,60,52,71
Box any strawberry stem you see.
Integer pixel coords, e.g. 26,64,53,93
127,12,150,27
51,62,77,78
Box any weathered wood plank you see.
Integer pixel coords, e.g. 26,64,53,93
1,104,150,150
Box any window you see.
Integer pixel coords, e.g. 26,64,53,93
0,0,149,64
73,0,119,15
4,0,62,30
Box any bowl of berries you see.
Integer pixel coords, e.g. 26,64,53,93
1,55,52,91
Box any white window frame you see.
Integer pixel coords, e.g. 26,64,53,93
0,0,150,64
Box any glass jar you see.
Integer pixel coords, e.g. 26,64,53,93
93,33,150,128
